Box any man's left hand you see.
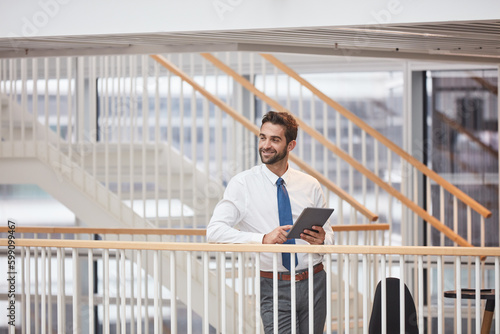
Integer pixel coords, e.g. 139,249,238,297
300,226,325,245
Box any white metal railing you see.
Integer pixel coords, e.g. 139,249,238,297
0,224,388,334
2,238,500,334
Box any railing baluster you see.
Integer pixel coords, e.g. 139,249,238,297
154,60,160,228
456,255,462,334
104,56,110,197
56,57,61,154
89,56,97,184
400,256,406,333
171,250,177,334
25,245,31,334
33,235,39,334
88,247,94,334
440,187,445,246
120,249,126,334
481,216,485,248
362,254,368,334
362,130,367,206
7,59,12,147
47,234,53,332
130,245,136,334
144,237,149,334
298,81,303,159
41,247,47,334
137,249,143,334
354,245,359,330
255,253,261,334
57,247,63,334
418,255,424,331
381,255,386,334
335,113,342,226
72,248,79,334
141,55,148,222
154,250,159,334
495,257,499,334
129,55,136,225
345,252,351,334
220,251,227,334
238,252,244,334
103,249,110,334
32,58,38,147
202,56,210,225
115,248,121,333
166,61,173,228
187,251,193,334
437,255,443,334
203,251,209,334
179,54,185,228
272,253,278,334
67,57,73,170
190,53,197,230
453,196,459,244
20,58,26,151
475,256,481,334
311,95,316,170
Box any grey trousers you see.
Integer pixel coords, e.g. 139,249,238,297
260,268,326,334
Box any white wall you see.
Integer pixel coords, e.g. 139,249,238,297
1,0,499,39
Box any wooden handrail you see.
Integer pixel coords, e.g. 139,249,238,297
259,53,492,219
200,53,473,248
469,74,498,96
150,54,378,222
0,226,206,236
435,110,498,158
332,223,389,232
2,238,499,257
0,224,389,235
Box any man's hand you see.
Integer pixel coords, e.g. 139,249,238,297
301,226,326,245
263,225,293,244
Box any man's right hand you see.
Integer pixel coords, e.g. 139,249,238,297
262,225,293,244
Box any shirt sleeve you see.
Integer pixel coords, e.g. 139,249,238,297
206,177,265,244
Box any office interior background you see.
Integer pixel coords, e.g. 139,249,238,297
0,1,499,333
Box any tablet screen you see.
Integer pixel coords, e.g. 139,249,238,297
286,207,334,239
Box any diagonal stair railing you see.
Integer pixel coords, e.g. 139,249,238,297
150,54,378,223
259,54,490,218
198,52,492,248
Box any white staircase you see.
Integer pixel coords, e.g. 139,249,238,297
0,93,246,331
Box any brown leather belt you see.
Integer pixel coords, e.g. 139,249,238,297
260,263,324,282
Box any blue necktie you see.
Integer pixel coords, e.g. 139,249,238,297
277,177,297,271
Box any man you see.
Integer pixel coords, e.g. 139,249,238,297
207,111,334,333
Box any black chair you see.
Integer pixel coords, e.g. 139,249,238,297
368,277,419,334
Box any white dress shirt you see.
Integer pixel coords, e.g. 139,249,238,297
207,164,335,272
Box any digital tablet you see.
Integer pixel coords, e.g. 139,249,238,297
286,207,334,239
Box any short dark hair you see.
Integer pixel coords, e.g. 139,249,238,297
261,111,298,144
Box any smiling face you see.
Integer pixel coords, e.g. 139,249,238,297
258,122,295,167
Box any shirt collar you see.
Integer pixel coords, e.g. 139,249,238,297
262,164,291,186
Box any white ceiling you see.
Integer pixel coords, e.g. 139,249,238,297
1,20,499,64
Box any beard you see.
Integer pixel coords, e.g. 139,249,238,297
259,146,288,165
